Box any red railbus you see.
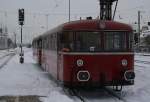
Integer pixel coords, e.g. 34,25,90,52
32,19,135,91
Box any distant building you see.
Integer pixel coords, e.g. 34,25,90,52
130,23,150,52
142,25,149,31
141,29,150,38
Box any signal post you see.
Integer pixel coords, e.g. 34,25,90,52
18,8,24,64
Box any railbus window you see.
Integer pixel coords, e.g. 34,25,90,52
59,31,101,52
75,32,101,52
48,35,51,50
51,33,57,51
54,34,57,51
42,37,46,49
43,37,46,49
59,32,74,51
38,40,42,49
104,32,127,51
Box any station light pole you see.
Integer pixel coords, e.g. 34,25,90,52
69,0,70,22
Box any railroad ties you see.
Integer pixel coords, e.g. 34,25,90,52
70,89,86,102
103,87,127,102
62,86,128,102
0,52,16,69
62,87,86,102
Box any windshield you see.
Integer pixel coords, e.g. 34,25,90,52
104,32,127,51
75,32,101,51
59,32,101,52
59,31,129,52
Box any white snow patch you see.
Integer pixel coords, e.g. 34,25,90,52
0,48,57,96
1,49,150,102
40,91,74,102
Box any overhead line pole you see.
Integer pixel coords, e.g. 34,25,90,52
46,14,48,30
69,0,70,22
99,0,101,19
138,11,141,49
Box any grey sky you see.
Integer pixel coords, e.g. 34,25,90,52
0,0,150,43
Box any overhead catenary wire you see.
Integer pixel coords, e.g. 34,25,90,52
0,4,147,17
0,9,98,16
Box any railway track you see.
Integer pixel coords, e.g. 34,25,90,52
135,60,150,68
62,88,86,102
0,52,14,59
63,87,127,102
135,60,150,65
103,87,127,102
0,52,16,69
70,89,86,102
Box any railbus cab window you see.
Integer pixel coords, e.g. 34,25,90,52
59,32,74,51
75,32,101,52
104,32,127,51
59,31,131,52
59,31,101,52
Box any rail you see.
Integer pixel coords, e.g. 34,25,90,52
0,53,16,69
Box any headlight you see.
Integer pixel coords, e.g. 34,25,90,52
124,70,135,81
122,59,128,66
77,59,84,67
77,71,90,81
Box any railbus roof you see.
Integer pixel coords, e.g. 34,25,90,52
33,19,133,40
62,19,132,31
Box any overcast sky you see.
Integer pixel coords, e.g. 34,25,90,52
0,0,150,43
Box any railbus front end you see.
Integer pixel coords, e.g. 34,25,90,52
32,20,135,91
57,21,135,90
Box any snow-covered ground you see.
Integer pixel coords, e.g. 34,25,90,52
0,48,150,102
0,48,74,102
0,50,12,58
